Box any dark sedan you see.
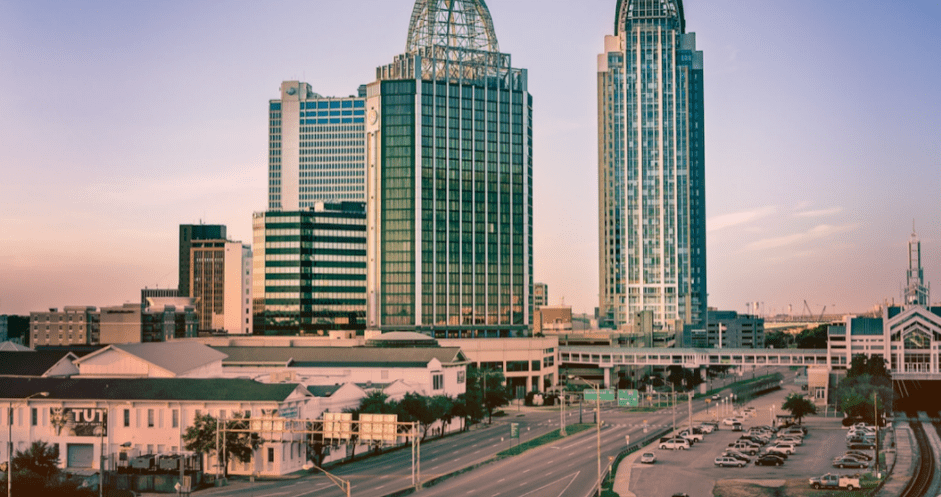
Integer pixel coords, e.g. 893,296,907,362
847,441,875,450
754,454,785,466
844,450,873,461
833,456,868,469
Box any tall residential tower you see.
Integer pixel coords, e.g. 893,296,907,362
365,0,533,338
598,0,706,332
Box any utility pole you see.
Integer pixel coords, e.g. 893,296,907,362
671,383,676,434
874,391,880,477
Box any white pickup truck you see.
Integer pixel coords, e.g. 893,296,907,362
808,473,860,490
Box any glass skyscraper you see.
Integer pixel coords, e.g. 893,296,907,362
364,0,533,338
598,0,706,331
252,202,367,335
268,81,367,210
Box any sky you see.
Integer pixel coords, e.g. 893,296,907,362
1,0,940,318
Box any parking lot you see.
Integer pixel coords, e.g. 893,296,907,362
627,385,873,497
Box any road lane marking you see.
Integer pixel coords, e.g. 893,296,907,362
517,471,580,497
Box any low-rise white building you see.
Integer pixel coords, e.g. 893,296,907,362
1,377,314,477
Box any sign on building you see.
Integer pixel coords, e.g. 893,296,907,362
323,412,353,441
360,413,397,443
51,408,107,437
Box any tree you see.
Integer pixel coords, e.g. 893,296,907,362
429,395,454,437
398,393,437,440
764,331,790,349
478,370,512,424
451,392,482,431
795,325,828,349
12,440,60,479
357,390,394,414
305,420,327,468
836,354,893,424
183,412,263,477
782,393,817,424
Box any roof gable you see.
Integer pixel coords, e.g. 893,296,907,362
0,351,78,377
76,342,227,376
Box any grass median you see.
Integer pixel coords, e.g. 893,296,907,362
495,423,594,459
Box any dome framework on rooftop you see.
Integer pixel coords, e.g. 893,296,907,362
406,0,500,54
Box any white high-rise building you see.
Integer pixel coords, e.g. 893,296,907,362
268,81,367,210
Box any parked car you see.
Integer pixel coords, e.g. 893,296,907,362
721,449,751,463
715,456,747,468
809,473,860,490
728,442,759,455
659,438,690,450
640,452,657,464
776,436,802,446
723,417,741,426
711,394,721,400
833,456,868,469
731,422,743,432
678,429,704,442
765,444,797,455
844,450,873,461
847,440,875,450
754,454,785,466
698,423,716,434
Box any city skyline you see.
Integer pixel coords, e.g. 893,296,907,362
2,0,940,318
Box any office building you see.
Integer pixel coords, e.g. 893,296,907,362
533,282,548,309
268,81,367,210
178,224,227,297
29,307,99,348
700,310,764,349
252,201,367,335
598,0,706,332
365,0,533,338
141,297,198,342
190,239,252,334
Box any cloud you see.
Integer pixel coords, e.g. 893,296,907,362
794,206,842,218
708,206,777,232
745,223,859,252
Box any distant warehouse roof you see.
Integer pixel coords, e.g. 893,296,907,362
0,377,307,402
213,346,468,369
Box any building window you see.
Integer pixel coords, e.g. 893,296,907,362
147,409,155,428
432,373,444,391
123,409,130,427
30,408,37,426
267,447,275,463
172,409,179,429
457,370,465,384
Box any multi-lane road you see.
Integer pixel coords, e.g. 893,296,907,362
193,369,786,497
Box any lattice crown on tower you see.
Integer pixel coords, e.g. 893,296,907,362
406,0,500,54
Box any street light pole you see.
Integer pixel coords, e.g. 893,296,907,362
569,375,602,497
8,392,48,497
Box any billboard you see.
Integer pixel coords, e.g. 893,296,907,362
359,413,397,443
323,412,353,440
51,408,107,437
